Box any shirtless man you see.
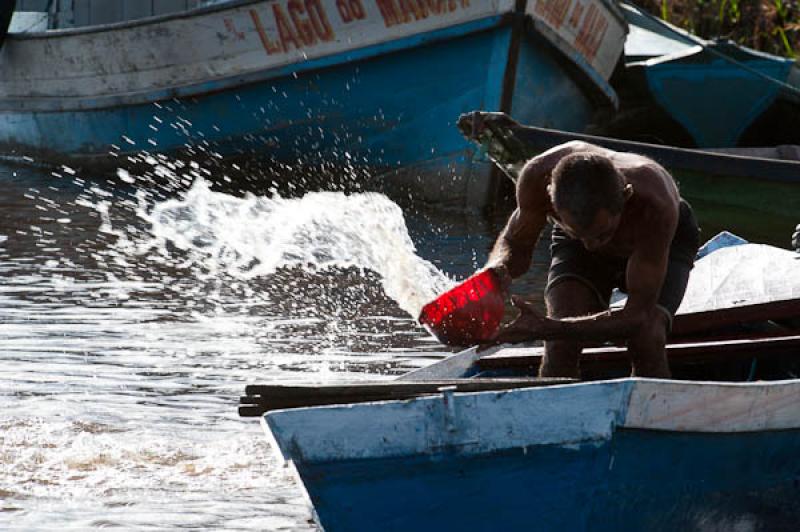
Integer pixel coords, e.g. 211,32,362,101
461,113,700,378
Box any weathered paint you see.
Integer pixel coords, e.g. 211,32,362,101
510,28,600,124
264,377,800,530
1,23,518,208
1,0,517,105
527,0,627,81
16,0,209,28
625,379,800,432
265,380,631,461
266,378,800,463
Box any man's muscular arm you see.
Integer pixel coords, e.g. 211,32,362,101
552,223,675,340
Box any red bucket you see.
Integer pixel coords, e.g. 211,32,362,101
418,269,506,346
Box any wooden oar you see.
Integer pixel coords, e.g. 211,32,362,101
671,299,800,338
239,377,575,417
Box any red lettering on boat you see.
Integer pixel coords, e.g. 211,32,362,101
306,0,336,41
288,0,317,46
249,9,282,55
574,3,608,61
375,0,403,26
336,0,366,22
273,4,302,52
567,1,584,28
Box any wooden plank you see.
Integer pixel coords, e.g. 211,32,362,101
672,299,800,338
624,379,800,432
397,345,491,381
239,378,575,416
477,335,800,372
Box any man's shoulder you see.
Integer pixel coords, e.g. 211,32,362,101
611,151,663,170
517,167,551,211
620,156,676,190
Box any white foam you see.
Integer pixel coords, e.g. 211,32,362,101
138,179,454,317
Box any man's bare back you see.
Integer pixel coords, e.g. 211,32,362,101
512,141,680,260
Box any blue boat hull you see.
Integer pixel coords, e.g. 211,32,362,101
1,18,599,207
299,428,800,531
619,5,800,149
643,47,794,148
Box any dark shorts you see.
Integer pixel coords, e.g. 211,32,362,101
546,199,701,325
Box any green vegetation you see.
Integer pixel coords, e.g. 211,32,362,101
633,0,800,58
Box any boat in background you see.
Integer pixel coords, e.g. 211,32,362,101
1,0,626,210
601,2,800,150
251,235,800,531
460,111,800,245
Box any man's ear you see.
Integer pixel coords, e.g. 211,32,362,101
623,183,634,201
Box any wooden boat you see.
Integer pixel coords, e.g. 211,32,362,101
464,112,800,245
247,238,800,531
1,0,626,210
605,2,800,150
262,379,800,531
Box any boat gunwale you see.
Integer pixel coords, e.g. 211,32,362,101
11,0,629,41
263,377,800,467
484,119,800,183
0,14,514,113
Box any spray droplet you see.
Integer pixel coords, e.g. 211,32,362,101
117,169,135,184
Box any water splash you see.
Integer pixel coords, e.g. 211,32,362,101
132,179,454,318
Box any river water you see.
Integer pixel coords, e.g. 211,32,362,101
0,162,551,530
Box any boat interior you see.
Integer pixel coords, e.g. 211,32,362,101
239,295,800,417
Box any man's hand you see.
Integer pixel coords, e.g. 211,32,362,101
477,296,554,351
457,112,520,141
488,264,513,293
496,295,552,342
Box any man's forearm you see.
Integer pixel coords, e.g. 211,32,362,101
542,309,645,341
486,237,534,279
